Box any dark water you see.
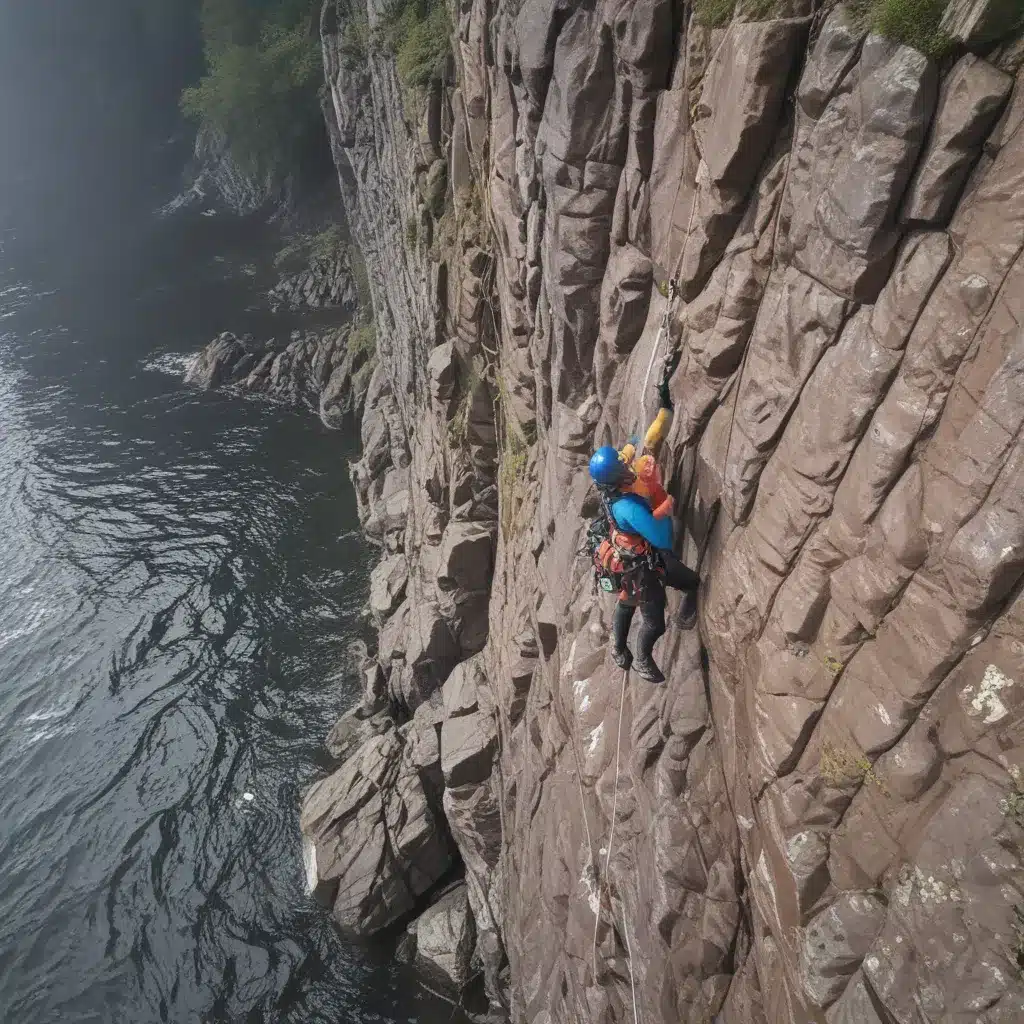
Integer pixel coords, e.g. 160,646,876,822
0,211,455,1023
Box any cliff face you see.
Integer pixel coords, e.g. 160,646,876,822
307,0,1024,1020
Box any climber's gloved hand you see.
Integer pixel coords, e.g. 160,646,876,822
657,348,682,410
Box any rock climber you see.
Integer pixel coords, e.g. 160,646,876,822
587,349,700,684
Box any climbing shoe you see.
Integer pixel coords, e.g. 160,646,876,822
677,590,698,631
632,654,666,684
611,646,633,671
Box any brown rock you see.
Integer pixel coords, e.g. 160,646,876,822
300,731,452,935
441,711,498,788
413,884,477,990
902,55,1012,226
795,36,938,300
940,0,1022,48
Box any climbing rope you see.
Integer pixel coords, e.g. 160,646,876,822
603,666,629,890
590,665,636,1022
636,276,680,436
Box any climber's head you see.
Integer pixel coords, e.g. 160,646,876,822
589,446,632,488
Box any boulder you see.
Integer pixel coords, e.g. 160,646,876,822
940,0,1022,48
387,598,459,711
414,884,477,990
369,554,409,623
185,332,249,388
442,656,486,718
300,730,453,936
800,892,886,1007
438,522,494,596
428,340,457,406
325,703,395,762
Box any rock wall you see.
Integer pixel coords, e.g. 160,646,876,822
306,0,1024,1021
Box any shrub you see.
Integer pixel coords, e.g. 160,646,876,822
274,224,346,268
819,742,890,796
347,321,377,361
182,1,325,176
309,224,346,263
379,0,451,91
338,12,370,70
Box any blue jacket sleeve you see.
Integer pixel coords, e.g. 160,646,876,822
611,494,673,551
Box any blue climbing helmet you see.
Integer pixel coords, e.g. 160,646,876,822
589,445,626,486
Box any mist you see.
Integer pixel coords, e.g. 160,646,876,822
0,1,202,241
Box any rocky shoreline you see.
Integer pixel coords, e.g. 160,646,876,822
190,0,1024,1020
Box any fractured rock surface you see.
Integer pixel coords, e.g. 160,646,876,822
303,1,1024,1020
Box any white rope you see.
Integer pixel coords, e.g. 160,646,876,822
636,278,679,436
621,903,641,1024
590,666,630,990
603,666,628,885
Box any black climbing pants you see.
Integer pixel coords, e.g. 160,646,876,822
612,550,700,659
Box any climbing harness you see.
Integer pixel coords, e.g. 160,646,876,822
580,492,660,601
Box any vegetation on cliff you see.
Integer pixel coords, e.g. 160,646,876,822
181,0,325,178
693,0,955,60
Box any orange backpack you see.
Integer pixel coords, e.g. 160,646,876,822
587,492,657,601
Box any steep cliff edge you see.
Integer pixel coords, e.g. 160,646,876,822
305,0,1024,1020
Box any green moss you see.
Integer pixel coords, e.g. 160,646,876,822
348,245,372,309
406,214,419,248
347,321,376,362
495,373,533,538
275,224,346,268
742,0,786,20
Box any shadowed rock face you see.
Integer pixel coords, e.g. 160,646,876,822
304,1,1024,1020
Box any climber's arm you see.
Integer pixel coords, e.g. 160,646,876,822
642,407,672,453
612,495,674,551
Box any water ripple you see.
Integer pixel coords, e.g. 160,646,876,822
0,241,459,1023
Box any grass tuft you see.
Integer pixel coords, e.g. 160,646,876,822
848,0,953,61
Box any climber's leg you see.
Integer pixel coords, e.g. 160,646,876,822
660,549,700,630
611,600,635,670
633,587,667,684
659,549,700,591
